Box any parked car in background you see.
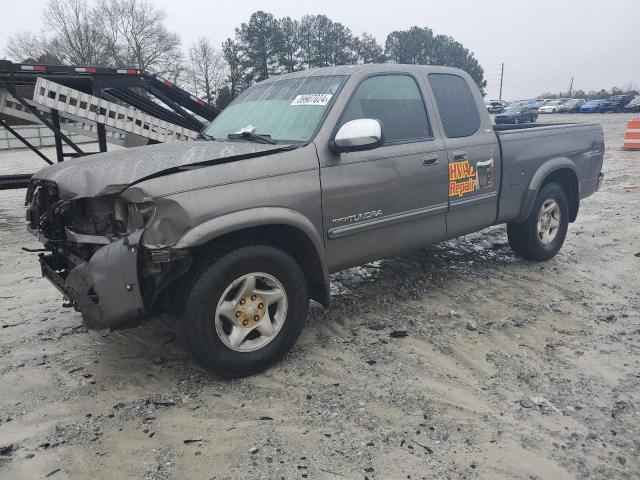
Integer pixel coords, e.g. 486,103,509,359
495,104,538,124
487,100,508,113
623,95,640,112
529,99,548,110
557,99,586,113
604,94,636,113
580,99,608,113
538,100,567,114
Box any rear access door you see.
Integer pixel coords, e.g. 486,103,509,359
427,73,501,238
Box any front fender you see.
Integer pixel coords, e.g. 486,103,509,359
173,207,320,249
516,157,579,222
173,207,330,305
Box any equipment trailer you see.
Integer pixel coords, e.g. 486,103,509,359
0,60,220,189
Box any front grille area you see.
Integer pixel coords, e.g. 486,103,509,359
26,180,117,263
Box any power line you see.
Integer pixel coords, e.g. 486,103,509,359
499,65,558,80
488,64,566,92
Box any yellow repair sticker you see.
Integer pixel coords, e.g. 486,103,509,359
449,160,476,197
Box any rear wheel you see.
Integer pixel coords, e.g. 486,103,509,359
507,182,569,261
180,245,309,378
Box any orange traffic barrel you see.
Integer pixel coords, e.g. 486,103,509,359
623,117,640,150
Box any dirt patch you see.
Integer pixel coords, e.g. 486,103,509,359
1,114,639,479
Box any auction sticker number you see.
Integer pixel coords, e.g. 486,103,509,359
291,94,333,106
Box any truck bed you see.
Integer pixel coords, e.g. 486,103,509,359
494,122,605,223
493,122,579,132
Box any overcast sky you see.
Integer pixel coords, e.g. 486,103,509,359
1,0,638,100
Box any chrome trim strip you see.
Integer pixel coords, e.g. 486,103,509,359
328,203,448,240
448,191,497,212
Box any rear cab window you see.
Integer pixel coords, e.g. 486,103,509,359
428,74,481,138
339,74,431,144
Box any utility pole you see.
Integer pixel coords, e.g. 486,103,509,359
499,63,504,100
568,77,574,97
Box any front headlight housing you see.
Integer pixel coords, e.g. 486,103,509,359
62,197,155,238
127,201,156,231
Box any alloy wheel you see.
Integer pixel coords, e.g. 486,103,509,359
214,272,288,352
537,199,561,244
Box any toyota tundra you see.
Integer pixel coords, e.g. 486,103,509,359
25,64,605,377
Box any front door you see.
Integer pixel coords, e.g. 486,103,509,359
317,74,449,272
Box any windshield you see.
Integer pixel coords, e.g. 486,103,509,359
505,104,525,111
204,75,345,143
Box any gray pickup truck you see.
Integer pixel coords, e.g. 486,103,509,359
25,64,604,377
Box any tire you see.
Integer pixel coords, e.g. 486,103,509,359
507,182,569,261
180,245,309,378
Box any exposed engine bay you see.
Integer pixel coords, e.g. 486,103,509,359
25,180,189,330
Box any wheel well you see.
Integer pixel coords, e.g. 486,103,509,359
542,168,579,222
190,225,329,306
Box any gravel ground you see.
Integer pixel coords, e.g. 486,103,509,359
0,113,639,480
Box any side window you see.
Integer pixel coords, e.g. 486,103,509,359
428,74,481,138
340,75,431,144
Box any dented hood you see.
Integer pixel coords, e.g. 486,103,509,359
31,140,287,199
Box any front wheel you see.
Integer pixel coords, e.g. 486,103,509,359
180,245,309,378
507,182,569,261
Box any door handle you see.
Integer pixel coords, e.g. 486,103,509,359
453,151,468,161
422,153,439,166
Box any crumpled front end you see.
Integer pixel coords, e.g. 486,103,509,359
25,179,189,330
39,232,145,329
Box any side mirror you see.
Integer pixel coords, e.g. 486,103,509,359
332,119,383,153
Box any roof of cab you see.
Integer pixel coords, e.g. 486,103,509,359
260,64,467,82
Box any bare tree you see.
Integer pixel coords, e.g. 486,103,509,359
42,0,109,65
6,0,185,77
95,0,183,75
5,31,52,62
188,38,228,104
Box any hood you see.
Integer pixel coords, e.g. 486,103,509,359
31,140,289,199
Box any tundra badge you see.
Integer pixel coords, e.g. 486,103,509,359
331,210,383,225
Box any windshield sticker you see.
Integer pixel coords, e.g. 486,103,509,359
291,94,333,106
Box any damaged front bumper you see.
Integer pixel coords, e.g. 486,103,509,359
40,231,146,330
26,180,192,330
